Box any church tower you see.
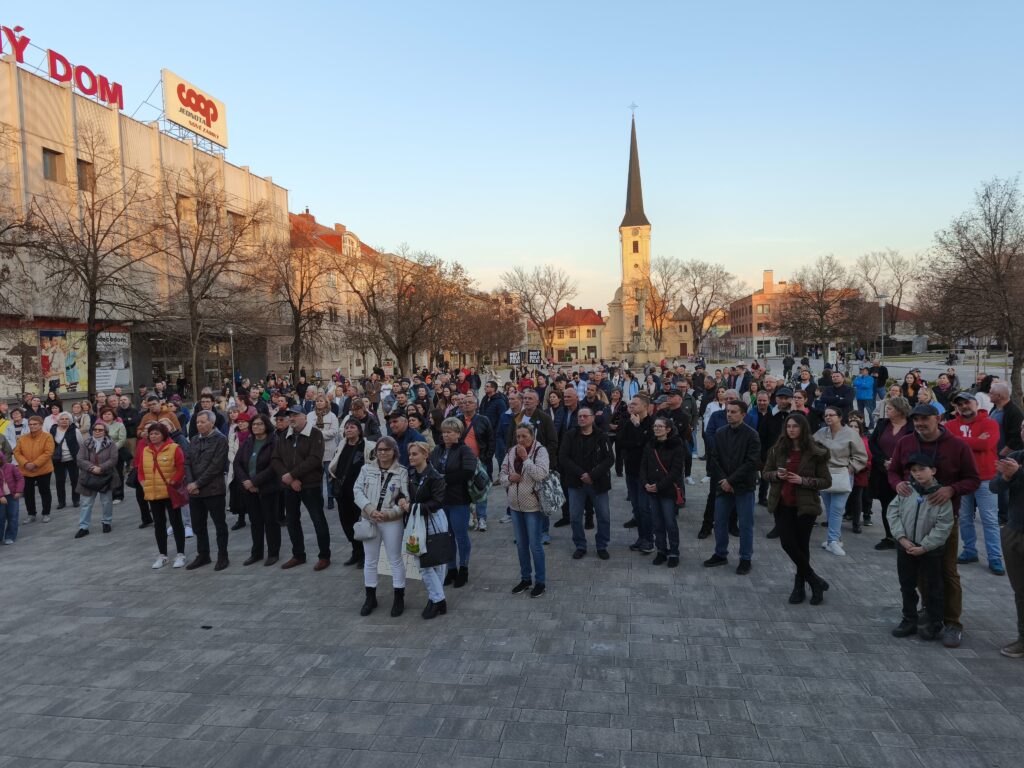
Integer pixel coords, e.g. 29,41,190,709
619,116,651,291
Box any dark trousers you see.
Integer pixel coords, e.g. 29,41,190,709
1002,527,1024,640
757,476,768,505
191,494,228,558
245,490,281,558
135,482,152,524
683,446,693,478
845,486,864,524
23,473,53,517
285,486,331,561
228,479,242,517
114,448,130,501
898,547,944,624
613,440,624,475
875,481,897,540
775,504,815,579
54,460,80,507
151,498,185,555
336,492,364,562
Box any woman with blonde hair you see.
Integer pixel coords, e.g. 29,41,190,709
399,441,449,618
50,411,81,510
430,417,477,588
352,436,409,617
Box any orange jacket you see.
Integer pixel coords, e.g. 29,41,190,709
137,407,182,439
135,440,185,502
13,430,55,477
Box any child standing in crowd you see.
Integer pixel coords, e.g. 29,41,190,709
886,453,953,641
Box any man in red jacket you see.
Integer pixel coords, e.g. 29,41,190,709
888,403,980,648
947,392,1005,576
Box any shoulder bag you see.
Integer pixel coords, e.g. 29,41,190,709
151,448,190,508
418,509,455,568
356,470,394,541
653,446,685,507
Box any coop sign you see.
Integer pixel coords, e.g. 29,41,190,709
0,23,125,110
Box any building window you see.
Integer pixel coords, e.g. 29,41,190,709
569,329,576,339
587,346,597,358
756,340,772,355
632,240,639,253
43,148,65,183
347,308,352,324
227,211,245,233
328,307,338,323
557,330,564,339
279,344,292,363
76,159,95,193
176,194,195,222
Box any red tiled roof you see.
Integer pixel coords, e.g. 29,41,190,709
545,304,604,327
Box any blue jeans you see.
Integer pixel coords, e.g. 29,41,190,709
0,495,19,542
79,492,113,530
960,479,1003,566
714,490,754,561
625,472,652,546
857,398,875,428
821,488,850,544
445,504,471,568
420,511,449,601
511,508,546,584
568,486,610,551
691,425,700,455
649,494,679,557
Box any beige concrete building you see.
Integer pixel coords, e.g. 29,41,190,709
0,54,289,398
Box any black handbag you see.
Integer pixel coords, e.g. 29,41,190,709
418,512,456,568
125,466,139,489
81,470,114,493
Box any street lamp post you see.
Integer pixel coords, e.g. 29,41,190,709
227,325,236,400
877,294,888,361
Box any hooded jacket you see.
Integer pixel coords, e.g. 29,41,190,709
886,485,954,551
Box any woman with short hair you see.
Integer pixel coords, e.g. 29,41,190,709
136,422,187,568
500,422,550,597
431,417,477,589
74,420,118,537
50,412,81,510
329,419,369,566
233,413,283,566
813,406,868,557
353,436,408,617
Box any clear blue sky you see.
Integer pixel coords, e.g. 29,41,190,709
16,1,1024,309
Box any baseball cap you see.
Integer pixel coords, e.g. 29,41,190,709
909,403,939,417
654,395,669,405
906,452,937,468
952,392,977,403
775,386,794,398
286,405,305,415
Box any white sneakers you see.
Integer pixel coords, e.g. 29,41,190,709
685,477,695,486
23,516,34,524
478,519,488,532
152,555,168,569
823,540,846,556
499,514,512,524
41,515,51,523
185,526,194,538
701,477,711,484
173,553,187,568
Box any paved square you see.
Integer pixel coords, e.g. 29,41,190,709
1,464,1022,767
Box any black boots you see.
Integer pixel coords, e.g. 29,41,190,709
453,567,469,588
808,573,829,605
360,587,377,616
788,575,806,604
391,588,405,617
892,616,918,637
443,570,456,586
422,600,447,620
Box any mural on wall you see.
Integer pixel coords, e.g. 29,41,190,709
0,329,38,400
39,331,87,394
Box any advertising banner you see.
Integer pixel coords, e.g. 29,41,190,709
40,330,87,394
162,68,229,147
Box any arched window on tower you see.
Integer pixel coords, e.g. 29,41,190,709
632,240,639,253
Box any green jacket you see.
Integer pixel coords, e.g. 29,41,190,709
885,487,953,552
762,442,831,517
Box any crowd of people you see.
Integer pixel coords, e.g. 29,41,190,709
0,356,1021,658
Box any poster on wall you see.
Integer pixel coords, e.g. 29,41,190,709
39,331,87,394
95,332,132,391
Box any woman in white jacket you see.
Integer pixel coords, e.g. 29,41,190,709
813,405,869,557
500,423,551,598
314,395,340,510
352,436,409,617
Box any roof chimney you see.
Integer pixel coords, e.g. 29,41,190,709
763,270,774,293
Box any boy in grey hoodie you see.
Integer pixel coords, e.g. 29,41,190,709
886,452,954,640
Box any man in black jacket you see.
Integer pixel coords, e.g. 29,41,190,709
559,407,614,559
664,389,693,483
620,395,653,552
704,399,760,574
185,411,230,571
991,381,1023,525
272,407,330,571
553,387,593,529
820,370,855,419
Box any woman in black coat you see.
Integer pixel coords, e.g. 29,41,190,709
640,415,687,566
430,417,477,588
328,420,367,566
398,442,449,619
233,414,283,566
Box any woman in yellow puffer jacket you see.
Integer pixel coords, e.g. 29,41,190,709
135,422,187,569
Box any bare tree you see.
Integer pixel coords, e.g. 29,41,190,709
914,270,989,352
676,260,743,355
854,248,921,336
0,123,36,318
152,161,268,398
499,266,577,359
265,215,340,379
773,254,860,350
337,244,471,374
934,177,1024,402
30,127,162,393
642,256,685,351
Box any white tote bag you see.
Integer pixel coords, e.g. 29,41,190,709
403,503,427,556
828,470,852,494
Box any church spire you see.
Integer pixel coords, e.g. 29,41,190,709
620,115,650,228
